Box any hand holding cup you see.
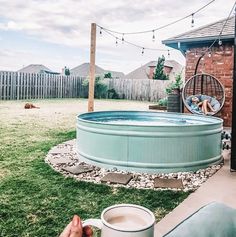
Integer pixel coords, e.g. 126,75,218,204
59,215,93,237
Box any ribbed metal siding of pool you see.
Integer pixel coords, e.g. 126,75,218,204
77,111,223,173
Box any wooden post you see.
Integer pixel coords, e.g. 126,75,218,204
88,23,96,112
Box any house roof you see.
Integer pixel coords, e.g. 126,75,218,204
70,63,125,78
17,64,59,74
125,60,181,79
70,63,104,76
162,16,234,50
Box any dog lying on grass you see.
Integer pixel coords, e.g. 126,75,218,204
24,103,40,109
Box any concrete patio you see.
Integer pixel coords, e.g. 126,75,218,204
155,149,236,236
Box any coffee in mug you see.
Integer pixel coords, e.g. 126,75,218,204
83,204,155,237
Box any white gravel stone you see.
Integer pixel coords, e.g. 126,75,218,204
45,140,223,191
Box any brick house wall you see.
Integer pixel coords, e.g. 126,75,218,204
163,66,172,75
148,65,156,79
185,43,233,126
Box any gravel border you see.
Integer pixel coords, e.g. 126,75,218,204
45,139,223,192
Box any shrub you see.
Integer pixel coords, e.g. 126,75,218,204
104,72,112,78
107,88,119,99
64,67,70,76
165,73,183,94
158,98,167,106
82,76,108,99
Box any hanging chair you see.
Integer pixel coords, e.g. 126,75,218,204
182,73,225,115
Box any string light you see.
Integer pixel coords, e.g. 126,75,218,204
96,0,215,36
208,50,212,57
95,0,216,56
142,48,145,55
95,0,235,58
101,27,172,53
198,1,235,60
168,50,170,58
152,30,155,42
191,14,195,27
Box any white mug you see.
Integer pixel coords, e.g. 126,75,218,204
82,204,155,237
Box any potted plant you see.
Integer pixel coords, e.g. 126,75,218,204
165,73,183,95
165,74,183,112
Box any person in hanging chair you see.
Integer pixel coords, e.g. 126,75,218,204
190,96,203,114
190,96,216,115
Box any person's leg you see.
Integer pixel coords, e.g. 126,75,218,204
201,100,209,114
207,102,216,112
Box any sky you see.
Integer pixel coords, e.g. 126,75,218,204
0,0,235,74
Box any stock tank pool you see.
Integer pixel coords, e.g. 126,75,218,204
76,111,223,173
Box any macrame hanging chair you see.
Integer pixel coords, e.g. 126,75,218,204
182,53,225,115
182,73,225,115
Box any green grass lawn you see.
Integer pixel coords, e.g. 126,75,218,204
0,99,190,237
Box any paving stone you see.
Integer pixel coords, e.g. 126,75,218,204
101,173,132,185
48,156,72,165
45,140,223,191
154,177,184,189
49,147,71,154
62,165,93,174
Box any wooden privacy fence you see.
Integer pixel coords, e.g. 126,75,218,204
0,71,170,101
0,71,85,100
105,78,170,101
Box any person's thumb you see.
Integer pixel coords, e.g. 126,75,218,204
69,215,83,237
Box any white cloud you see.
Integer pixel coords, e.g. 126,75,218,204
0,48,79,72
0,0,235,73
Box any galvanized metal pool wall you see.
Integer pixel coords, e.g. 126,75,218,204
77,111,223,173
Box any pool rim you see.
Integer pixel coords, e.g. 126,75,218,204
77,110,223,128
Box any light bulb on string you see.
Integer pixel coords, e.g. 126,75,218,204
115,37,118,46
191,14,195,27
152,30,155,42
168,50,170,58
218,38,222,46
122,34,124,44
208,50,212,58
141,48,145,56
99,27,103,35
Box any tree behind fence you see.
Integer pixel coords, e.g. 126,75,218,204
0,71,169,101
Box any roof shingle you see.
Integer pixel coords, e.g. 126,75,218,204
163,16,234,45
125,60,183,79
70,63,125,79
18,64,53,74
